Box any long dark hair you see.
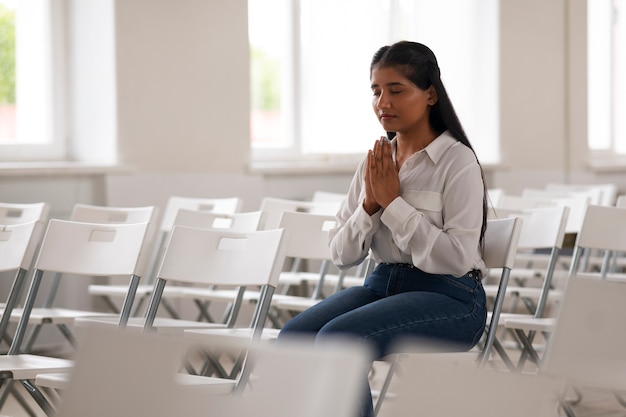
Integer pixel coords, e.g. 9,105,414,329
371,41,488,247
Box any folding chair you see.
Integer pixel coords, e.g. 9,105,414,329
385,347,558,417
373,216,523,415
7,204,158,353
0,221,45,344
482,205,569,369
55,326,370,417
87,196,242,318
537,276,626,417
504,204,626,371
0,219,152,416
77,210,268,329
182,210,338,343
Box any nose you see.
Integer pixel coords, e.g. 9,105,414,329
376,91,391,109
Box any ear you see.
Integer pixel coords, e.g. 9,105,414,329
427,86,438,105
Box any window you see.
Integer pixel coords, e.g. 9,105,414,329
249,0,500,164
588,0,625,156
0,0,65,162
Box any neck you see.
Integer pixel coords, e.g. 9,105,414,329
395,128,439,155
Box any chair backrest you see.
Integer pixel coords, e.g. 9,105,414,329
493,205,569,251
56,326,188,417
228,339,371,417
540,276,626,391
520,188,591,233
172,209,263,232
8,220,152,354
277,210,336,260
0,220,46,342
311,190,347,204
545,182,618,206
616,194,626,208
258,197,340,230
159,196,243,233
482,217,523,271
0,202,50,225
568,204,626,277
143,226,290,331
491,206,569,317
144,196,243,283
478,216,523,366
70,203,157,224
0,221,44,272
391,352,557,417
57,327,370,417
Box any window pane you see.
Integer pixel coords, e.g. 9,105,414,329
249,0,499,164
299,0,388,154
588,0,612,150
615,0,626,153
0,0,15,143
249,0,291,150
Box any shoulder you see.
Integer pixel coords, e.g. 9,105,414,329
428,131,479,167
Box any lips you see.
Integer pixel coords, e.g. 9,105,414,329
380,113,396,121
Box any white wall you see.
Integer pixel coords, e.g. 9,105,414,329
2,0,624,215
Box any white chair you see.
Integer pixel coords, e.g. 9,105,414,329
373,216,523,415
520,188,591,234
482,205,569,369
36,225,290,397
87,197,242,317
504,204,626,370
0,221,46,343
54,326,370,417
89,209,264,323
8,204,158,353
311,190,347,205
537,276,626,417
258,196,340,230
386,347,558,417
0,219,152,416
545,182,618,206
182,210,338,343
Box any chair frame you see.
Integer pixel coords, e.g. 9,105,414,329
0,219,151,416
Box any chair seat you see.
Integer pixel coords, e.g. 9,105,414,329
185,327,281,346
74,316,226,335
36,369,239,395
0,354,73,380
174,373,236,395
87,284,154,297
274,298,321,312
503,317,557,332
35,372,71,390
9,308,112,325
483,285,564,301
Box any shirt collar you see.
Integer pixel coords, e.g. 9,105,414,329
423,130,458,164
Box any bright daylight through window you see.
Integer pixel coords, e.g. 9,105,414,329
0,0,63,162
588,0,625,157
248,0,500,165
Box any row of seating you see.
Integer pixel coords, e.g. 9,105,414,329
2,181,626,417
0,193,360,415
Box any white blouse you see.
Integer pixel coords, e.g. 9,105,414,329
329,131,487,278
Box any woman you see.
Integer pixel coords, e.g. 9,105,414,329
279,41,489,417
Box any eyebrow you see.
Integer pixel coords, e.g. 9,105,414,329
370,81,406,89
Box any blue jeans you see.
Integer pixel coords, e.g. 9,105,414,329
278,263,487,417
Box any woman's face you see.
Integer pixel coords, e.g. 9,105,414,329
370,65,436,135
